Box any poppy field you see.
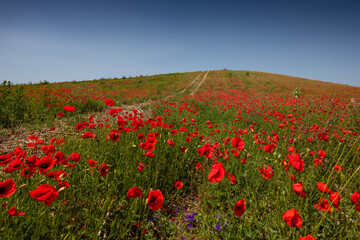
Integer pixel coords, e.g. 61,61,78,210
1,70,360,239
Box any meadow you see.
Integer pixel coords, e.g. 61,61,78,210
0,70,360,239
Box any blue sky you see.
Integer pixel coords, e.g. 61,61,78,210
1,0,359,86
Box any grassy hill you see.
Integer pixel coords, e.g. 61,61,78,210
0,70,360,239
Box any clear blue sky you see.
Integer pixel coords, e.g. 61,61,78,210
1,0,359,86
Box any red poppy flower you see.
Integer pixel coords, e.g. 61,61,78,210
8,206,25,216
147,189,164,211
54,152,67,165
56,139,65,145
37,156,55,174
263,144,274,153
231,150,240,158
208,162,226,182
127,187,143,198
28,134,38,140
298,234,316,240
147,143,155,151
195,162,203,171
334,165,342,172
82,132,96,139
137,133,145,140
198,144,214,159
180,146,187,152
228,173,237,184
57,112,64,117
316,182,333,194
231,137,244,151
259,165,273,179
64,105,75,112
146,137,157,145
167,139,175,146
234,199,246,217
0,179,16,198
313,197,331,213
105,99,115,106
107,132,121,141
318,150,326,159
351,192,360,212
29,185,58,206
68,152,81,162
88,159,98,169
292,182,306,198
288,146,295,153
313,158,323,166
99,163,109,177
174,181,183,189
75,123,84,131
0,154,12,166
289,154,304,172
20,167,36,178
330,192,341,210
137,161,146,171
46,170,67,181
282,209,302,228
42,144,56,156
145,151,154,158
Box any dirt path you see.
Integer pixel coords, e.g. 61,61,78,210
190,71,209,95
163,72,204,100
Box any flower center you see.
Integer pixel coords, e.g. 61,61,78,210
40,163,49,169
149,197,156,203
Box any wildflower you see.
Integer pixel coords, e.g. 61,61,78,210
68,152,81,162
8,206,25,216
99,163,109,177
105,99,115,106
282,209,302,228
330,192,341,210
351,192,360,212
137,161,146,171
0,154,12,166
313,197,331,213
259,165,273,179
316,182,333,194
292,182,306,198
289,154,304,172
174,181,183,189
318,150,326,159
334,165,342,172
64,105,75,112
298,234,316,240
208,162,226,182
234,199,246,217
29,185,58,206
88,159,98,169
215,222,221,230
127,187,143,198
231,137,244,151
0,179,16,198
36,156,55,174
227,173,237,184
147,189,163,211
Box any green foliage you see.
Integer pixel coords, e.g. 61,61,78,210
0,81,31,128
1,71,360,239
40,80,50,85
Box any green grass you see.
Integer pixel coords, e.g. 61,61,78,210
0,70,360,239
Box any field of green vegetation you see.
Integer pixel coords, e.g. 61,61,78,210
1,70,360,239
